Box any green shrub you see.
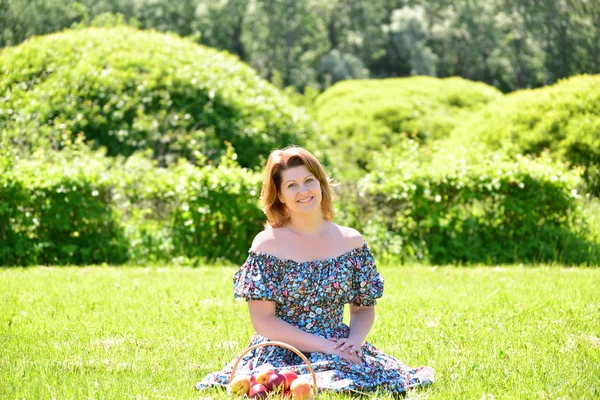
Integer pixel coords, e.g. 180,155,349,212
0,146,128,266
312,76,502,178
450,74,600,196
581,196,600,253
0,142,265,266
335,139,600,265
114,147,264,265
0,167,33,265
0,26,314,169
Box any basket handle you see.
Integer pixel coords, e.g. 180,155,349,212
230,341,319,395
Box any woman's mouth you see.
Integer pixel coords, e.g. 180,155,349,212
297,197,313,204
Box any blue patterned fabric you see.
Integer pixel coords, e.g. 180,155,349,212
196,242,434,394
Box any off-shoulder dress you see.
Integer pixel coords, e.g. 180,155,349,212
195,242,434,394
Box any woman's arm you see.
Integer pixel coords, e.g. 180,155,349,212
348,304,375,345
332,304,375,356
248,300,362,364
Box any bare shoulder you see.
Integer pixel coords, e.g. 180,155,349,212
250,228,286,254
332,224,365,250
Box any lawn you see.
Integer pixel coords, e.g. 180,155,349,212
1,265,598,399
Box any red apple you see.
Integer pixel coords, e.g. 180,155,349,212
249,374,257,385
248,383,269,398
229,375,252,395
267,373,286,392
281,370,298,390
290,380,313,399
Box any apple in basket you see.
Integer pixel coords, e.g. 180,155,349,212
290,379,313,399
267,373,287,392
248,383,269,398
229,375,252,395
281,370,298,390
254,367,275,386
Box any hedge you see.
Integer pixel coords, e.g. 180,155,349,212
0,143,265,266
112,147,264,265
335,139,600,265
3,142,598,266
0,147,128,266
312,76,502,178
0,26,314,169
450,74,600,196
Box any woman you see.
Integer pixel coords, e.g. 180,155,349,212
196,146,434,394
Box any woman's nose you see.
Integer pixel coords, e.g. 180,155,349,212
296,186,309,195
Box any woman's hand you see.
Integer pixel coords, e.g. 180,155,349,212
327,338,363,365
321,338,362,365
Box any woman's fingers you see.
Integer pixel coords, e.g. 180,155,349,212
341,342,355,352
341,352,360,365
335,339,359,352
332,347,359,364
330,338,364,362
337,348,361,365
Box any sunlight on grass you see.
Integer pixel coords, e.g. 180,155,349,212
1,266,599,399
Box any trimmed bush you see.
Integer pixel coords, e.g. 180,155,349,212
450,74,600,196
0,26,314,168
0,168,32,265
114,147,264,265
0,143,266,266
312,76,502,177
0,147,128,266
4,139,597,266
335,139,600,265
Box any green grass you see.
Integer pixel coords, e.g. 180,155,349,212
1,266,599,399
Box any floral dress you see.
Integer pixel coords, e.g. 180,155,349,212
195,242,434,395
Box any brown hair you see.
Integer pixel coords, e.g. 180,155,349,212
261,146,334,227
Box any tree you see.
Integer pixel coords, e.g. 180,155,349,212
242,0,328,89
386,6,438,76
316,49,369,87
192,0,249,61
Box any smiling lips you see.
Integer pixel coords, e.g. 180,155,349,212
297,196,313,203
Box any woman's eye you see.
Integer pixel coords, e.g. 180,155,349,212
288,183,297,188
306,178,314,183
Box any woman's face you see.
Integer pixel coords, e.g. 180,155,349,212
279,165,322,216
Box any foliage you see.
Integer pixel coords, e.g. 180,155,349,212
0,164,31,265
0,143,128,266
335,139,600,265
385,6,437,77
581,196,600,250
0,139,265,266
313,76,502,178
316,50,369,88
113,146,264,265
0,26,313,169
2,0,599,93
450,74,600,196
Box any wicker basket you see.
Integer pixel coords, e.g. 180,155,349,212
230,341,319,396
